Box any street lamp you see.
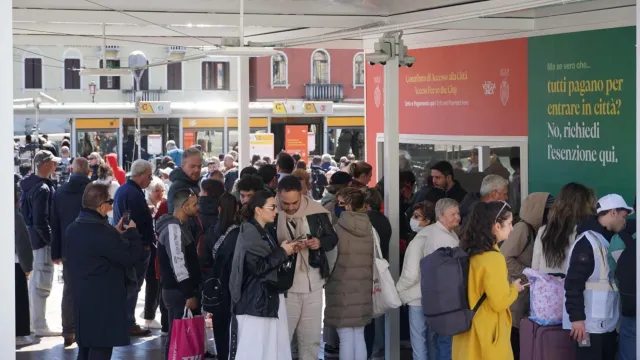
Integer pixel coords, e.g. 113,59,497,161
88,81,97,103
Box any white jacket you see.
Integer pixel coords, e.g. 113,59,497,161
531,225,578,274
396,222,459,307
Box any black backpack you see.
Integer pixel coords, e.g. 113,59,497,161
420,247,495,336
311,168,327,201
201,224,239,313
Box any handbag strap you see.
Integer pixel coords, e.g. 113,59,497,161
372,227,383,260
472,293,487,313
182,307,193,319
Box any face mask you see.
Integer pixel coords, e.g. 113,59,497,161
335,205,346,218
410,218,424,232
163,179,171,185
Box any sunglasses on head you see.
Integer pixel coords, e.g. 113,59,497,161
495,201,511,223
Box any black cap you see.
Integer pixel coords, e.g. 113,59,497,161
331,171,352,185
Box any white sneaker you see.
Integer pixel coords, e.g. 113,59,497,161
161,331,169,337
16,336,37,346
144,319,162,330
34,328,62,337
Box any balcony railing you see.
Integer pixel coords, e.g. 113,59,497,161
122,88,168,102
304,83,344,102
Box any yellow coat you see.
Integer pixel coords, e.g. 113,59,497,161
452,246,519,360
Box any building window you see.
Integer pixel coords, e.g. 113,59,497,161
353,52,365,87
202,61,229,90
167,62,182,90
24,58,43,89
64,59,81,90
271,52,288,88
311,49,330,84
98,59,121,90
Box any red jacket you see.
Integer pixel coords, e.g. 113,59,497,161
105,153,126,185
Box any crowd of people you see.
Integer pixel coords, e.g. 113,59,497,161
11,139,636,360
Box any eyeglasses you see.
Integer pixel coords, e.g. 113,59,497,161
102,199,114,206
495,201,511,223
262,205,277,211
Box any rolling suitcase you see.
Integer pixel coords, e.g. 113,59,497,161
520,318,575,360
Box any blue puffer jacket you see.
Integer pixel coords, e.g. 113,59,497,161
20,174,55,250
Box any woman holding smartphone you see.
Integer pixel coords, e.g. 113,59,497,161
228,190,300,360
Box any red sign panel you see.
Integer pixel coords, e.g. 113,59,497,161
365,38,528,178
285,125,309,163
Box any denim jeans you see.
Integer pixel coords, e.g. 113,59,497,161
408,306,430,360
619,316,636,360
126,249,151,328
337,327,366,360
408,306,452,360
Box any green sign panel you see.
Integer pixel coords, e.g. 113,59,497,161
528,27,636,203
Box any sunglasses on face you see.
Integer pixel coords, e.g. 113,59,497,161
262,205,277,211
102,199,114,206
337,201,347,207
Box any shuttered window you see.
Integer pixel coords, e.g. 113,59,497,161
167,62,182,90
202,61,229,90
98,59,121,90
24,58,43,89
64,59,81,89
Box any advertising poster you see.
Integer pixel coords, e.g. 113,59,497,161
250,133,274,161
528,27,636,201
285,125,309,163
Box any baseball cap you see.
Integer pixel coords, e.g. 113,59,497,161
596,194,634,214
34,150,61,168
159,167,173,176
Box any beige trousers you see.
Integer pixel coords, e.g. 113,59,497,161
286,288,324,360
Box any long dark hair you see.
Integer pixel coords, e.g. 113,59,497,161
218,192,239,233
241,190,274,221
459,201,512,254
541,182,596,268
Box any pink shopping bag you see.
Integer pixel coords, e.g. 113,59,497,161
168,308,205,360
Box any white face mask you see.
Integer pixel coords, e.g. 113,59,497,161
410,218,424,232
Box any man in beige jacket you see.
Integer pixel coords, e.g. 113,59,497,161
276,176,339,360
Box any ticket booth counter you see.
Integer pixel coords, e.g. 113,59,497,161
73,118,121,161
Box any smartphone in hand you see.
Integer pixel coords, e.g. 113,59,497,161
122,211,131,229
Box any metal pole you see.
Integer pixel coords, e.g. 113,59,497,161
34,103,39,140
383,56,400,360
1,0,16,355
102,23,106,69
237,0,250,169
636,0,640,359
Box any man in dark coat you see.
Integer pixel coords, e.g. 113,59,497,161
66,183,142,360
20,149,60,337
50,157,91,347
112,159,154,336
167,147,202,213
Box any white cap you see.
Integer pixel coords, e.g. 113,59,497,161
159,167,173,176
596,194,634,214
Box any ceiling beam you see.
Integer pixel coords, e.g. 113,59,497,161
13,8,382,29
417,17,534,30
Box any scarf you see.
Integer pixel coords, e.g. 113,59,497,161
276,195,329,291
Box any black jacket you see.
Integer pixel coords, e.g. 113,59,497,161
51,174,92,260
66,209,142,347
233,221,290,318
272,212,339,279
202,223,241,314
157,214,202,300
368,210,392,260
616,233,636,317
564,216,616,322
167,168,200,213
20,174,55,250
460,192,482,220
197,196,220,270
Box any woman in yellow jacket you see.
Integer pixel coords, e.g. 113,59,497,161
453,201,526,360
